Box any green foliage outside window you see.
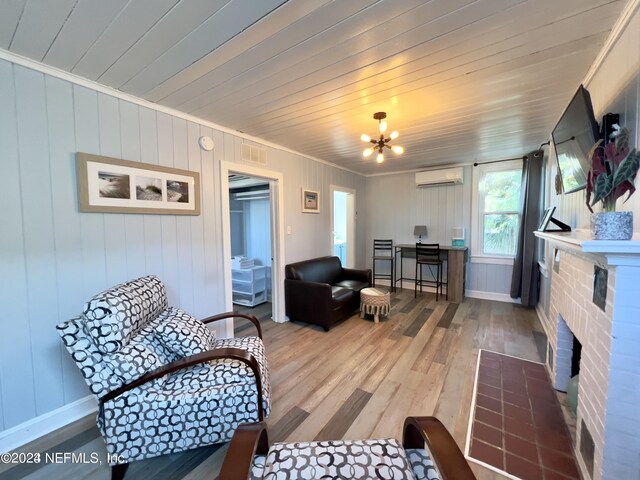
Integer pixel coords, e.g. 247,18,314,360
482,169,521,255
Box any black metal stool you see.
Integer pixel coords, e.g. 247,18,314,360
415,243,447,300
372,239,395,291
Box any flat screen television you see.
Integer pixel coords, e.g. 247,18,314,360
552,85,600,194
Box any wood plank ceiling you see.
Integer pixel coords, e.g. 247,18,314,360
0,0,627,174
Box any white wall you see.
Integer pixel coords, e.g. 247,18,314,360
365,166,513,297
0,56,366,435
553,7,640,230
229,195,245,257
539,6,639,327
244,197,272,267
366,169,468,246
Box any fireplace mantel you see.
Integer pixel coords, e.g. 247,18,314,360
535,229,640,266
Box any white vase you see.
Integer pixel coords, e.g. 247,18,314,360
590,211,633,240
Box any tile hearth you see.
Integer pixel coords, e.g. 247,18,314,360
467,350,580,480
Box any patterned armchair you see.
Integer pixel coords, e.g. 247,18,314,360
219,417,477,480
56,276,270,480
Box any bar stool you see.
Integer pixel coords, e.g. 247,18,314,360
415,243,447,300
372,239,394,291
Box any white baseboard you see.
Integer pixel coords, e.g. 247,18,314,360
0,395,97,453
373,279,438,292
466,290,521,304
374,279,519,304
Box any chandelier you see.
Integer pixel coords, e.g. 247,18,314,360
361,112,404,163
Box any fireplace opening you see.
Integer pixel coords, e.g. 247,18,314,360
554,314,580,392
567,335,582,417
571,335,582,377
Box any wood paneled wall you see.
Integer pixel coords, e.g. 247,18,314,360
0,58,365,433
365,166,514,296
553,8,640,230
538,8,638,345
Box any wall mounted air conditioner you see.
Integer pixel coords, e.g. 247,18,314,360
415,167,464,187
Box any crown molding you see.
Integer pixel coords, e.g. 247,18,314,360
0,48,363,177
583,0,639,86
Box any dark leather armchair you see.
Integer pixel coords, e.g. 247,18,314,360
284,256,371,331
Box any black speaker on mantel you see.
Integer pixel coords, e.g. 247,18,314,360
601,113,620,145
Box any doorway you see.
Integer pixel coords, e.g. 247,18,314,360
331,185,356,268
228,174,272,322
221,162,285,332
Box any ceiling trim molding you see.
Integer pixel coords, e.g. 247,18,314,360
0,48,364,178
582,0,639,87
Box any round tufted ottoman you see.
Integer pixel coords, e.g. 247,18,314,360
360,287,391,323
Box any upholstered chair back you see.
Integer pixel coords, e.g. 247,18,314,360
82,276,168,354
56,276,171,398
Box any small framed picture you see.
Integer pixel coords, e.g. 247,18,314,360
301,189,320,213
76,152,200,215
538,206,571,232
538,207,556,231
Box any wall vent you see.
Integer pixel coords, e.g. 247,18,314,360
242,144,267,164
580,420,595,478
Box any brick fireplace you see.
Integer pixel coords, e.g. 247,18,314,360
535,230,640,480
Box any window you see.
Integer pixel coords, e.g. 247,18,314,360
471,160,522,261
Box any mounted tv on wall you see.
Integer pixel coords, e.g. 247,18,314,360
551,85,600,194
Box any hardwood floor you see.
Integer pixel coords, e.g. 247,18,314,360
1,289,545,480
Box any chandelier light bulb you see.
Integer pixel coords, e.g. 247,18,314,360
361,112,403,164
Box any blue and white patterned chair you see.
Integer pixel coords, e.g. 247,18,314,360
219,417,477,480
57,275,270,480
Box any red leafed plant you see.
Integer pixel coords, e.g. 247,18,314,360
586,125,640,213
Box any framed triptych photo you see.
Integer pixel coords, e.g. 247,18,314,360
76,152,200,215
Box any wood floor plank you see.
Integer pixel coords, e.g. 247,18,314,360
410,362,448,416
284,342,377,414
411,327,445,374
433,323,462,365
181,444,229,480
466,298,481,321
268,406,310,443
0,427,101,479
399,297,421,313
14,436,107,480
370,384,418,440
358,337,411,393
403,307,433,337
437,302,459,328
314,388,372,441
343,379,401,440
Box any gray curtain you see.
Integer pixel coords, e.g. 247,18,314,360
510,150,544,306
